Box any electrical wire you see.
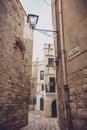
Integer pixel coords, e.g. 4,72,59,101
43,0,51,6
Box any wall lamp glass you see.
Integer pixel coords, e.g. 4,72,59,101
27,14,58,38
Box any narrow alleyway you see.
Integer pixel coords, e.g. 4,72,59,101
19,111,60,130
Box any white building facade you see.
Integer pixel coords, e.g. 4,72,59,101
44,43,57,117
36,44,57,117
36,61,44,111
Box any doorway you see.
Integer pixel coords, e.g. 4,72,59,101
51,100,57,117
40,98,44,110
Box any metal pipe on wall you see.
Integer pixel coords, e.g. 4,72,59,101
58,0,67,85
58,0,73,130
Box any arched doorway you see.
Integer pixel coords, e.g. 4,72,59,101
51,100,57,117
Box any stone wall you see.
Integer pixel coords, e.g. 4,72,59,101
63,0,87,130
29,61,38,110
31,61,38,97
0,0,33,130
52,0,87,130
44,100,51,117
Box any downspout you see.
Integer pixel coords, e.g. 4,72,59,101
54,0,61,125
58,0,73,130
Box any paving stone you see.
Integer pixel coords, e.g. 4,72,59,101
19,111,60,130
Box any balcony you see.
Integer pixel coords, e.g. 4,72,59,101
45,85,55,93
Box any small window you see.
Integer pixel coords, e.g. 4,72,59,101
48,58,54,67
48,44,51,49
42,84,44,90
40,71,44,80
49,77,55,92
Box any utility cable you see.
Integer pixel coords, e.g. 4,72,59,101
43,0,51,6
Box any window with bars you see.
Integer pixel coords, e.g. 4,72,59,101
40,70,44,80
48,58,54,67
49,77,55,92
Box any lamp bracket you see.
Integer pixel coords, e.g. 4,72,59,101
34,28,58,38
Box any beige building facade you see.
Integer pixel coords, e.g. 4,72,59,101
30,61,38,110
44,43,57,117
36,61,44,111
31,61,38,96
52,0,87,130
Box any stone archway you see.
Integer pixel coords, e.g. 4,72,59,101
14,38,25,71
51,100,57,117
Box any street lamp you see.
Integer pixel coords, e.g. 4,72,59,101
27,14,58,38
27,14,39,29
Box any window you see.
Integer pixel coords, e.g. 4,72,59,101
48,44,51,49
45,84,48,92
48,58,54,67
42,84,44,90
40,71,44,80
40,98,44,110
49,77,55,92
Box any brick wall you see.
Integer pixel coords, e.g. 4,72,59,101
0,0,33,130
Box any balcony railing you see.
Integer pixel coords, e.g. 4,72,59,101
45,86,55,93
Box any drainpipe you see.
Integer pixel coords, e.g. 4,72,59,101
58,0,73,130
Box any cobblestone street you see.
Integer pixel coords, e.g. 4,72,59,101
19,111,60,130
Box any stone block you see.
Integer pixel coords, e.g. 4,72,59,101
77,120,87,130
78,100,87,109
72,120,77,130
71,108,78,119
83,68,87,78
44,100,51,117
78,109,87,120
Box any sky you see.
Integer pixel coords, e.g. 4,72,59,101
20,0,54,61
